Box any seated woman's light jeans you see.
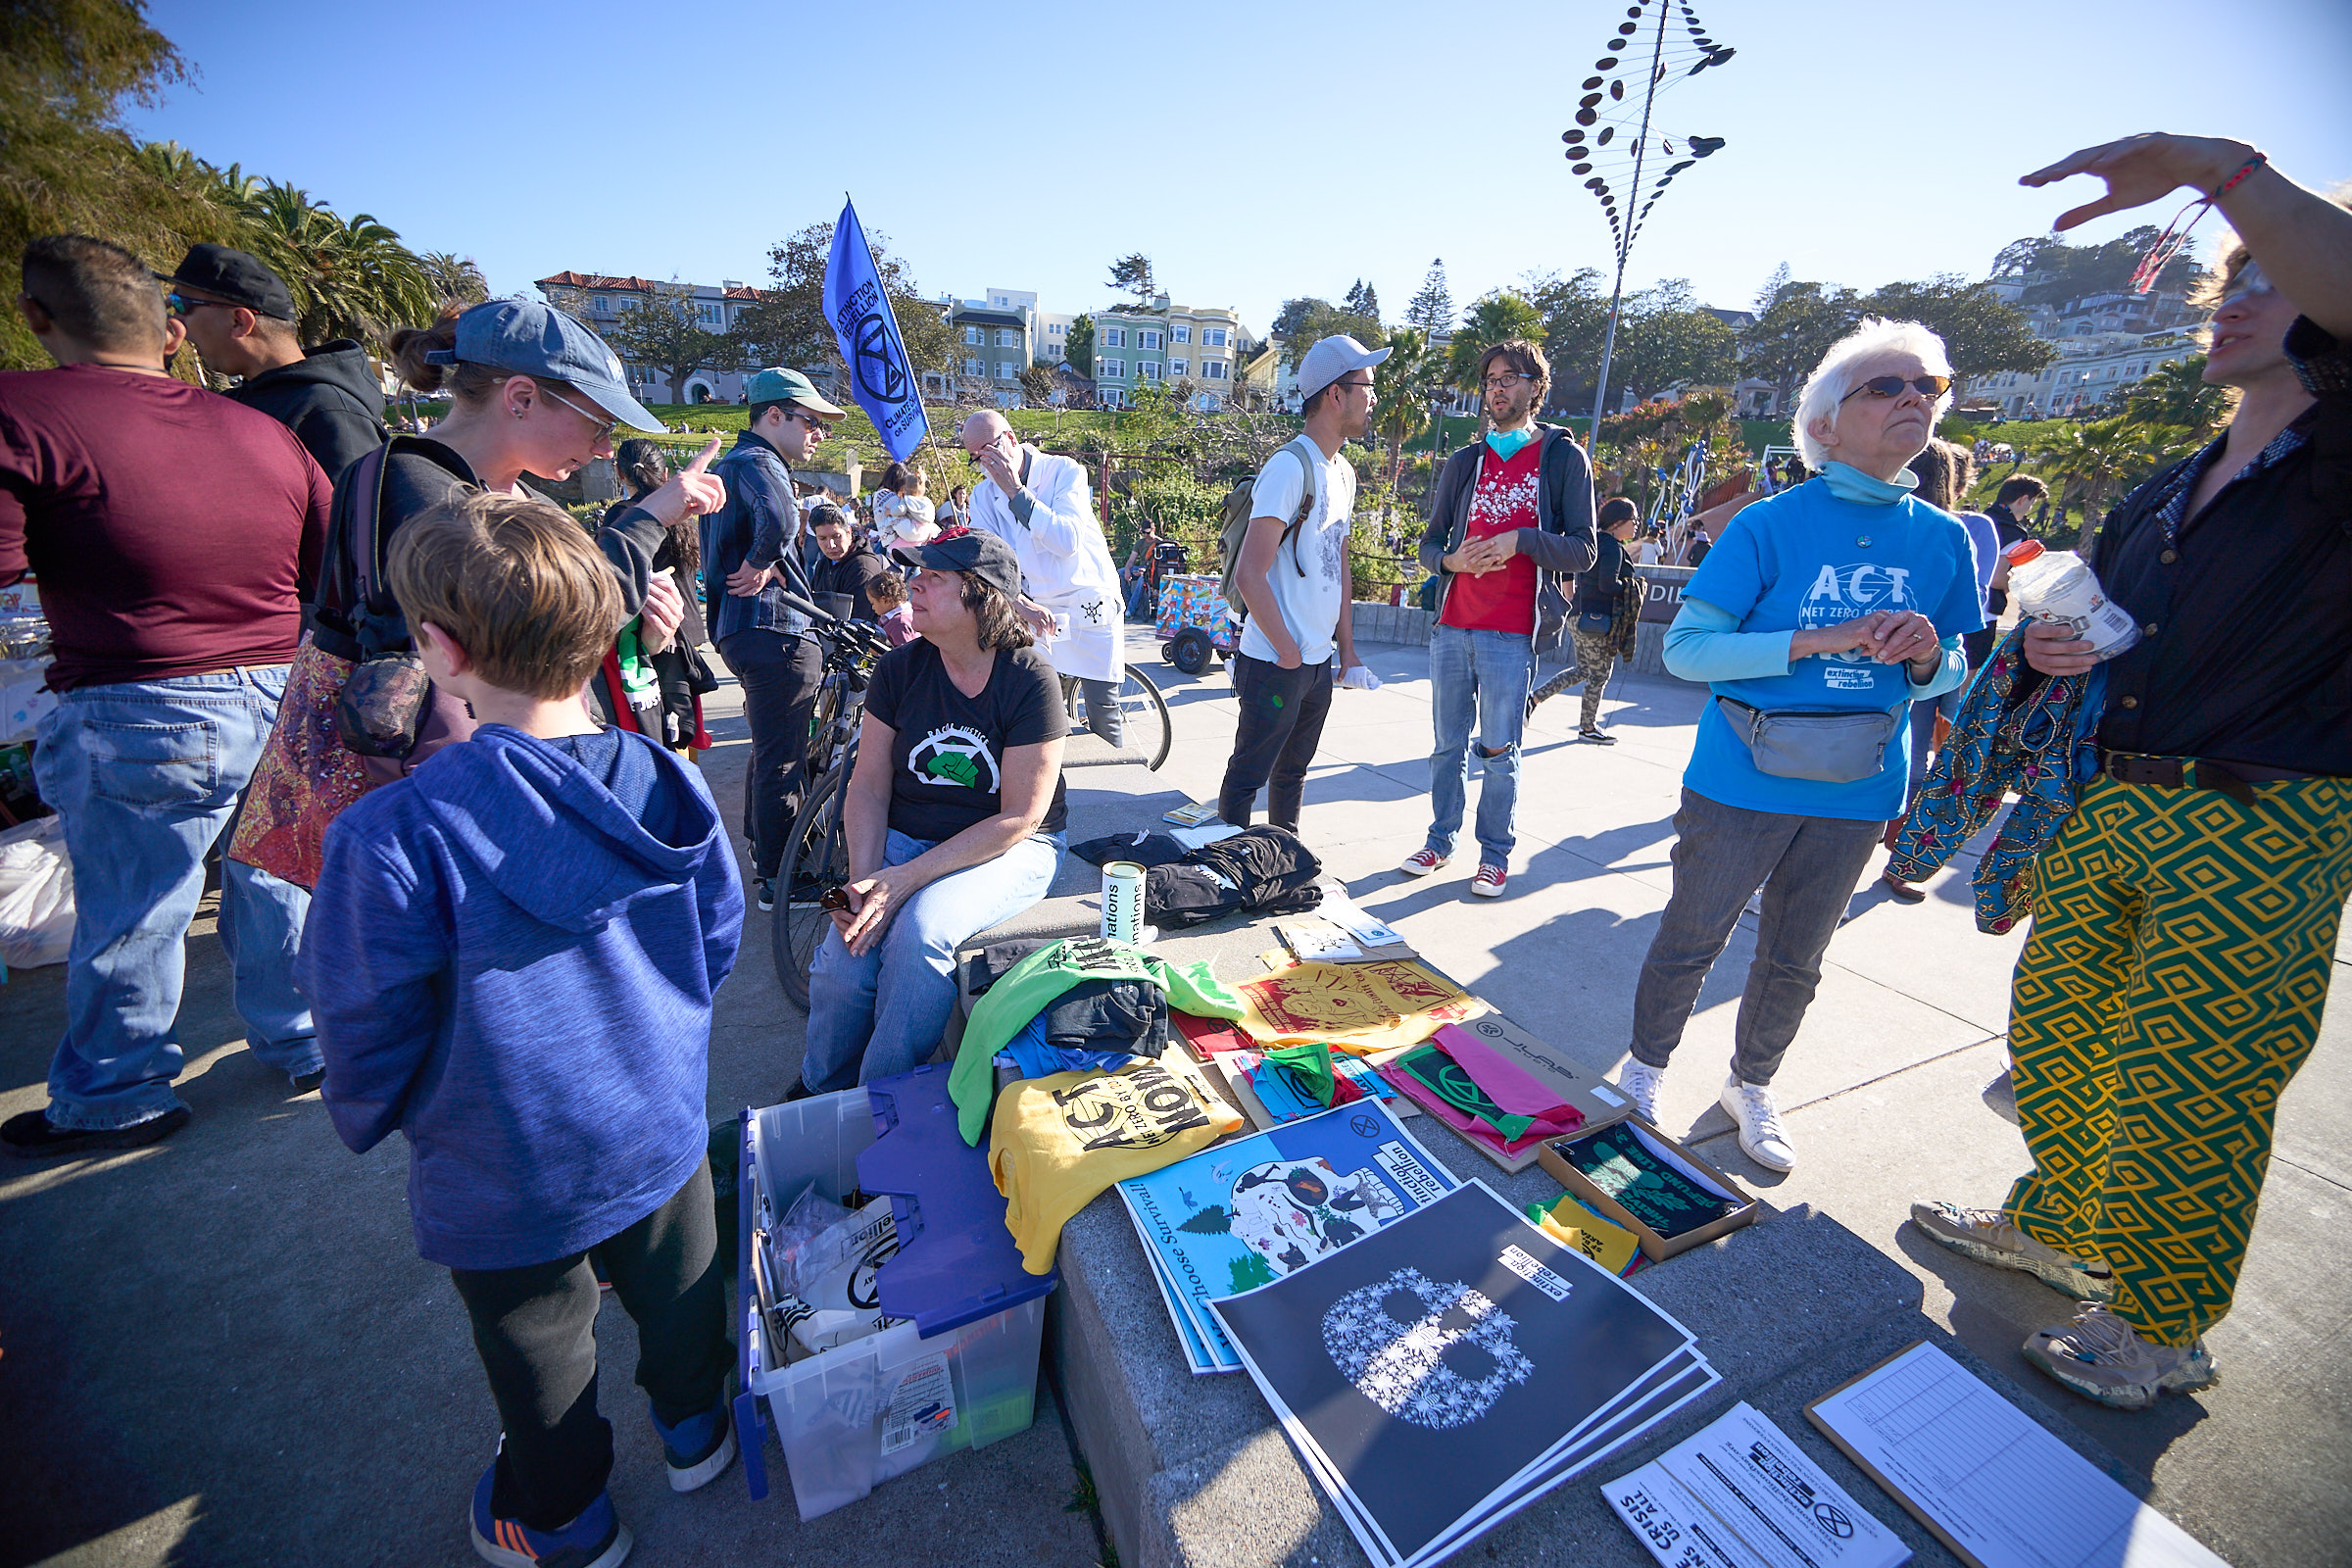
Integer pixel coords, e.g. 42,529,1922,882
801,827,1065,1092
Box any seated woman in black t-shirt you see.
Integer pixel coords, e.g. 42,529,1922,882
799,529,1069,1092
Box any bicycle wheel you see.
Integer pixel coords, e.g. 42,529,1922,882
1116,665,1174,771
770,763,849,1011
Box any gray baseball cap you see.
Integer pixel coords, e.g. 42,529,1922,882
1295,333,1391,400
428,299,670,432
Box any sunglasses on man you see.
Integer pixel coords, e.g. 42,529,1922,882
163,292,238,318
1841,374,1953,403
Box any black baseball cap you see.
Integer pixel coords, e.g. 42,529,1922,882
892,529,1025,603
164,244,296,320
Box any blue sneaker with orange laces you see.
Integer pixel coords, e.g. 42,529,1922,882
467,1461,631,1568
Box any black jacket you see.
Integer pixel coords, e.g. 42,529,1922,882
809,542,890,622
1416,424,1598,652
226,341,388,484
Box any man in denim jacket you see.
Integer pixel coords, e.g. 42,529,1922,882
700,368,843,909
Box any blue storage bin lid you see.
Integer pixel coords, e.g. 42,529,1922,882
857,1064,1058,1338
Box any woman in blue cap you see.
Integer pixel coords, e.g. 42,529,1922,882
231,299,720,887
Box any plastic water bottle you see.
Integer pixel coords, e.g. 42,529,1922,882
2003,539,2141,661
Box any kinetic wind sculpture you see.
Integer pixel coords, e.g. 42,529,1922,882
1563,0,1735,435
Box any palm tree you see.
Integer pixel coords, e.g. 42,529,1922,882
2039,419,2142,550
239,180,435,347
1371,327,1434,485
2120,355,2230,443
418,251,489,308
1446,291,1545,437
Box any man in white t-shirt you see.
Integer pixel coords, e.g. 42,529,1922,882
1216,334,1384,831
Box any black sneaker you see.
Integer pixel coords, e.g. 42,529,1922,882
290,1068,326,1096
1580,727,1616,745
755,879,776,912
2,1105,191,1160
1526,669,1578,723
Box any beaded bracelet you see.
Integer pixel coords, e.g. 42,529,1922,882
2211,151,2267,201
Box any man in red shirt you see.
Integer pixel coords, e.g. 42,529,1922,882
0,234,333,1158
1405,341,1597,896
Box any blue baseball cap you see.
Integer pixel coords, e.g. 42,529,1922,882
429,299,670,433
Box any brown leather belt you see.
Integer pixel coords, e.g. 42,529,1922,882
2099,749,2323,803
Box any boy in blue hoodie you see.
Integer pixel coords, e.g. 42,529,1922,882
299,491,744,1568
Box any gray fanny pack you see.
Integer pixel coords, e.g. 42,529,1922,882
1716,696,1901,784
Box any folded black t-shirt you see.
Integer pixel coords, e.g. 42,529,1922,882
865,640,1068,842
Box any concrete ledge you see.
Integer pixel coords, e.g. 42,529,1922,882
1348,603,1432,648
1050,1193,2131,1568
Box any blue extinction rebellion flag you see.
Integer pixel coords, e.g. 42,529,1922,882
823,197,929,463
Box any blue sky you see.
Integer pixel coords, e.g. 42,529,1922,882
125,0,2352,334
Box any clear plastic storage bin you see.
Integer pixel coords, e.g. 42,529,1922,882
735,1064,1058,1520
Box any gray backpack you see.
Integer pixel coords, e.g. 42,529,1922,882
1218,436,1321,610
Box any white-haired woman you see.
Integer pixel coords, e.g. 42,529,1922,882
1615,318,1984,1172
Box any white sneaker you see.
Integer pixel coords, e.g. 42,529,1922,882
1614,1058,1665,1125
1719,1074,1795,1171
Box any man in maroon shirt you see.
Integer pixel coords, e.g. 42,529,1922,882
0,234,332,1158
1406,340,1597,897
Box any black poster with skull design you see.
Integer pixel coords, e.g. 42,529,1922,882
1211,1182,1694,1566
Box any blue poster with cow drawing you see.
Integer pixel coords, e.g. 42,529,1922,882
1117,1101,1459,1375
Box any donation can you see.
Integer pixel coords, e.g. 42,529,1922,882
1102,860,1145,943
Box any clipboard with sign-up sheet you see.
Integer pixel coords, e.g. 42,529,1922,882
1802,1340,2228,1568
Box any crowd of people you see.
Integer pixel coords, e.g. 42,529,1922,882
0,128,2344,1563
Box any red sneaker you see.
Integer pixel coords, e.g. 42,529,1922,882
1471,863,1507,898
1398,847,1448,877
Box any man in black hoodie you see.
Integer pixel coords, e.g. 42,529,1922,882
165,244,387,482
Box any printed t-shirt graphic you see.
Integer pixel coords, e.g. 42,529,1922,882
1679,481,1984,819
1236,957,1489,1053
863,638,1069,841
990,1054,1242,1273
1442,440,1542,633
906,723,999,792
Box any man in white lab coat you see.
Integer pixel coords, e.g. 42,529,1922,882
959,409,1126,743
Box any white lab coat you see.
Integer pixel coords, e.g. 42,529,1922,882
967,448,1124,683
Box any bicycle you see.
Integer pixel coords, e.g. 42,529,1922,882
766,594,890,1009
1059,664,1174,773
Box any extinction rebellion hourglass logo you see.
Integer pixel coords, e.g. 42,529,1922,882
1323,1268,1534,1430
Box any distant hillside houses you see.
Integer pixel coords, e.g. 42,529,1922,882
1964,274,2210,418
535,271,769,404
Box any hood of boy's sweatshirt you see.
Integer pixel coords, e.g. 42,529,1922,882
410,726,725,933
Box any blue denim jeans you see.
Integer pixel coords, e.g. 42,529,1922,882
30,665,318,1129
1425,624,1535,863
801,828,1064,1092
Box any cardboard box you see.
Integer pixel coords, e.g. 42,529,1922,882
1537,1116,1759,1261
1372,1011,1637,1175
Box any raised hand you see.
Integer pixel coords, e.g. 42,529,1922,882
2020,133,2249,231
640,436,727,526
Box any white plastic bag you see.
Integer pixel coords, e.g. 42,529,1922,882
0,814,74,968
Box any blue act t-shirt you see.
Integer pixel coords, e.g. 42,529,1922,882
1681,480,1984,820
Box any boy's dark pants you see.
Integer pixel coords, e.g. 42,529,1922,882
1218,653,1334,832
450,1163,731,1531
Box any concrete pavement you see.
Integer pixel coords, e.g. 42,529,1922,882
3,623,2345,1566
